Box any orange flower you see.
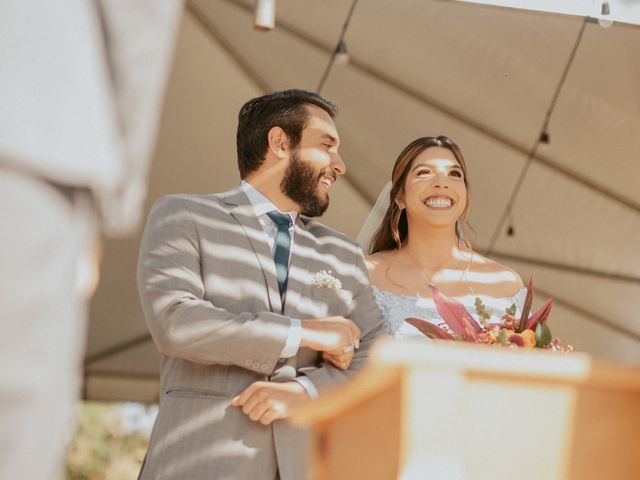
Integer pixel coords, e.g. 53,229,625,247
521,329,536,348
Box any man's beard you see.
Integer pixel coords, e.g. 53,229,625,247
280,149,333,217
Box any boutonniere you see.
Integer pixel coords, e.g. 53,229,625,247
310,270,342,290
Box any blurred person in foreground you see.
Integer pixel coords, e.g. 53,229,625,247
0,1,183,478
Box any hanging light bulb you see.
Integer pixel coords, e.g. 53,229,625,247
254,0,275,31
539,131,550,144
506,208,515,237
598,1,614,29
334,40,349,66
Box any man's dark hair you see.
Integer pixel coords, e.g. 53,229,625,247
236,89,337,178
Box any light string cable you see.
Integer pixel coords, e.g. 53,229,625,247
316,0,360,94
486,17,589,254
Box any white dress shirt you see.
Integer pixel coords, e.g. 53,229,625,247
240,181,302,357
240,181,319,398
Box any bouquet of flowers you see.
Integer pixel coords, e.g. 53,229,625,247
405,279,572,352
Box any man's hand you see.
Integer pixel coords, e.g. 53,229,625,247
300,316,361,353
231,381,310,425
321,347,354,371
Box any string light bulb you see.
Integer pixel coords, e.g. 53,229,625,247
539,131,550,144
254,0,275,31
598,1,613,29
334,40,349,66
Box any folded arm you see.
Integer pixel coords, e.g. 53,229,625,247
298,246,389,393
138,196,292,374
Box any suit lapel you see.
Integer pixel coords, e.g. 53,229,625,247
224,185,282,313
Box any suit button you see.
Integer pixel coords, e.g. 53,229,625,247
261,363,269,371
245,359,253,367
253,362,260,369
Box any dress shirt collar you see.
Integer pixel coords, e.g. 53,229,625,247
240,180,298,224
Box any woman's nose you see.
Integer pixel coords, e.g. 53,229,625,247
432,172,449,188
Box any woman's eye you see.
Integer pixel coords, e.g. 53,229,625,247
416,169,431,176
449,170,463,178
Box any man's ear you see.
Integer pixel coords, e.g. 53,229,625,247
267,127,290,159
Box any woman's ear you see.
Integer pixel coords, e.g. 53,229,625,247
267,126,290,159
395,195,405,210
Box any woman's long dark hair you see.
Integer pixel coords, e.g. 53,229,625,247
368,136,472,254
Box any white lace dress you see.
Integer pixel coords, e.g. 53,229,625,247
373,286,528,340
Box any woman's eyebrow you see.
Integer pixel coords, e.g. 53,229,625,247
410,162,430,172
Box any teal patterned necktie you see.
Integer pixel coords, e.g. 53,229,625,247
266,211,292,297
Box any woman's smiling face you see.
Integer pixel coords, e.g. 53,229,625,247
400,146,467,229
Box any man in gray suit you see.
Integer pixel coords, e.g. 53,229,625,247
137,89,387,479
0,2,182,478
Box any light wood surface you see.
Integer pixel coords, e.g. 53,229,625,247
293,339,640,479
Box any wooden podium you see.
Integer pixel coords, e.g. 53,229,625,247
292,339,640,480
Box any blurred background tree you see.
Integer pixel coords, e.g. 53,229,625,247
61,401,157,480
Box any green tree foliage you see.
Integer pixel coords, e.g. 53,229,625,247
62,401,155,480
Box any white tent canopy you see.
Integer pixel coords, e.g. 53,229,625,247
460,0,640,26
85,0,640,402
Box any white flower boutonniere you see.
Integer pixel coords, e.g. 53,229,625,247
310,270,342,290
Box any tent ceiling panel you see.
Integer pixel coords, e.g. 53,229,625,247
191,0,328,92
504,274,640,366
87,240,149,357
216,0,573,150
455,0,640,27
541,303,639,364
84,374,159,404
493,161,640,277
543,24,640,206
86,341,160,377
507,259,640,338
343,0,577,148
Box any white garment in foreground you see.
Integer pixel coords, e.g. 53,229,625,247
0,2,182,478
0,170,96,479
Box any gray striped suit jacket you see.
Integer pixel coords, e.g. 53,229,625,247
138,184,387,479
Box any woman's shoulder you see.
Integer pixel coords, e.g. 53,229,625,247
469,251,524,296
365,249,397,267
365,250,397,288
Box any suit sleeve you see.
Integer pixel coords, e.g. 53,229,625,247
300,245,389,392
137,195,291,374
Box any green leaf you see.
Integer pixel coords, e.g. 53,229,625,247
475,297,492,323
506,303,517,317
535,323,552,347
497,329,509,345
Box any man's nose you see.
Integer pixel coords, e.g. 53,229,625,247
331,153,346,176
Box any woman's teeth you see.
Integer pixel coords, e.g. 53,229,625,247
425,197,452,208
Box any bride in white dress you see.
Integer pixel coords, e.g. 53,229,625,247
358,136,525,339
